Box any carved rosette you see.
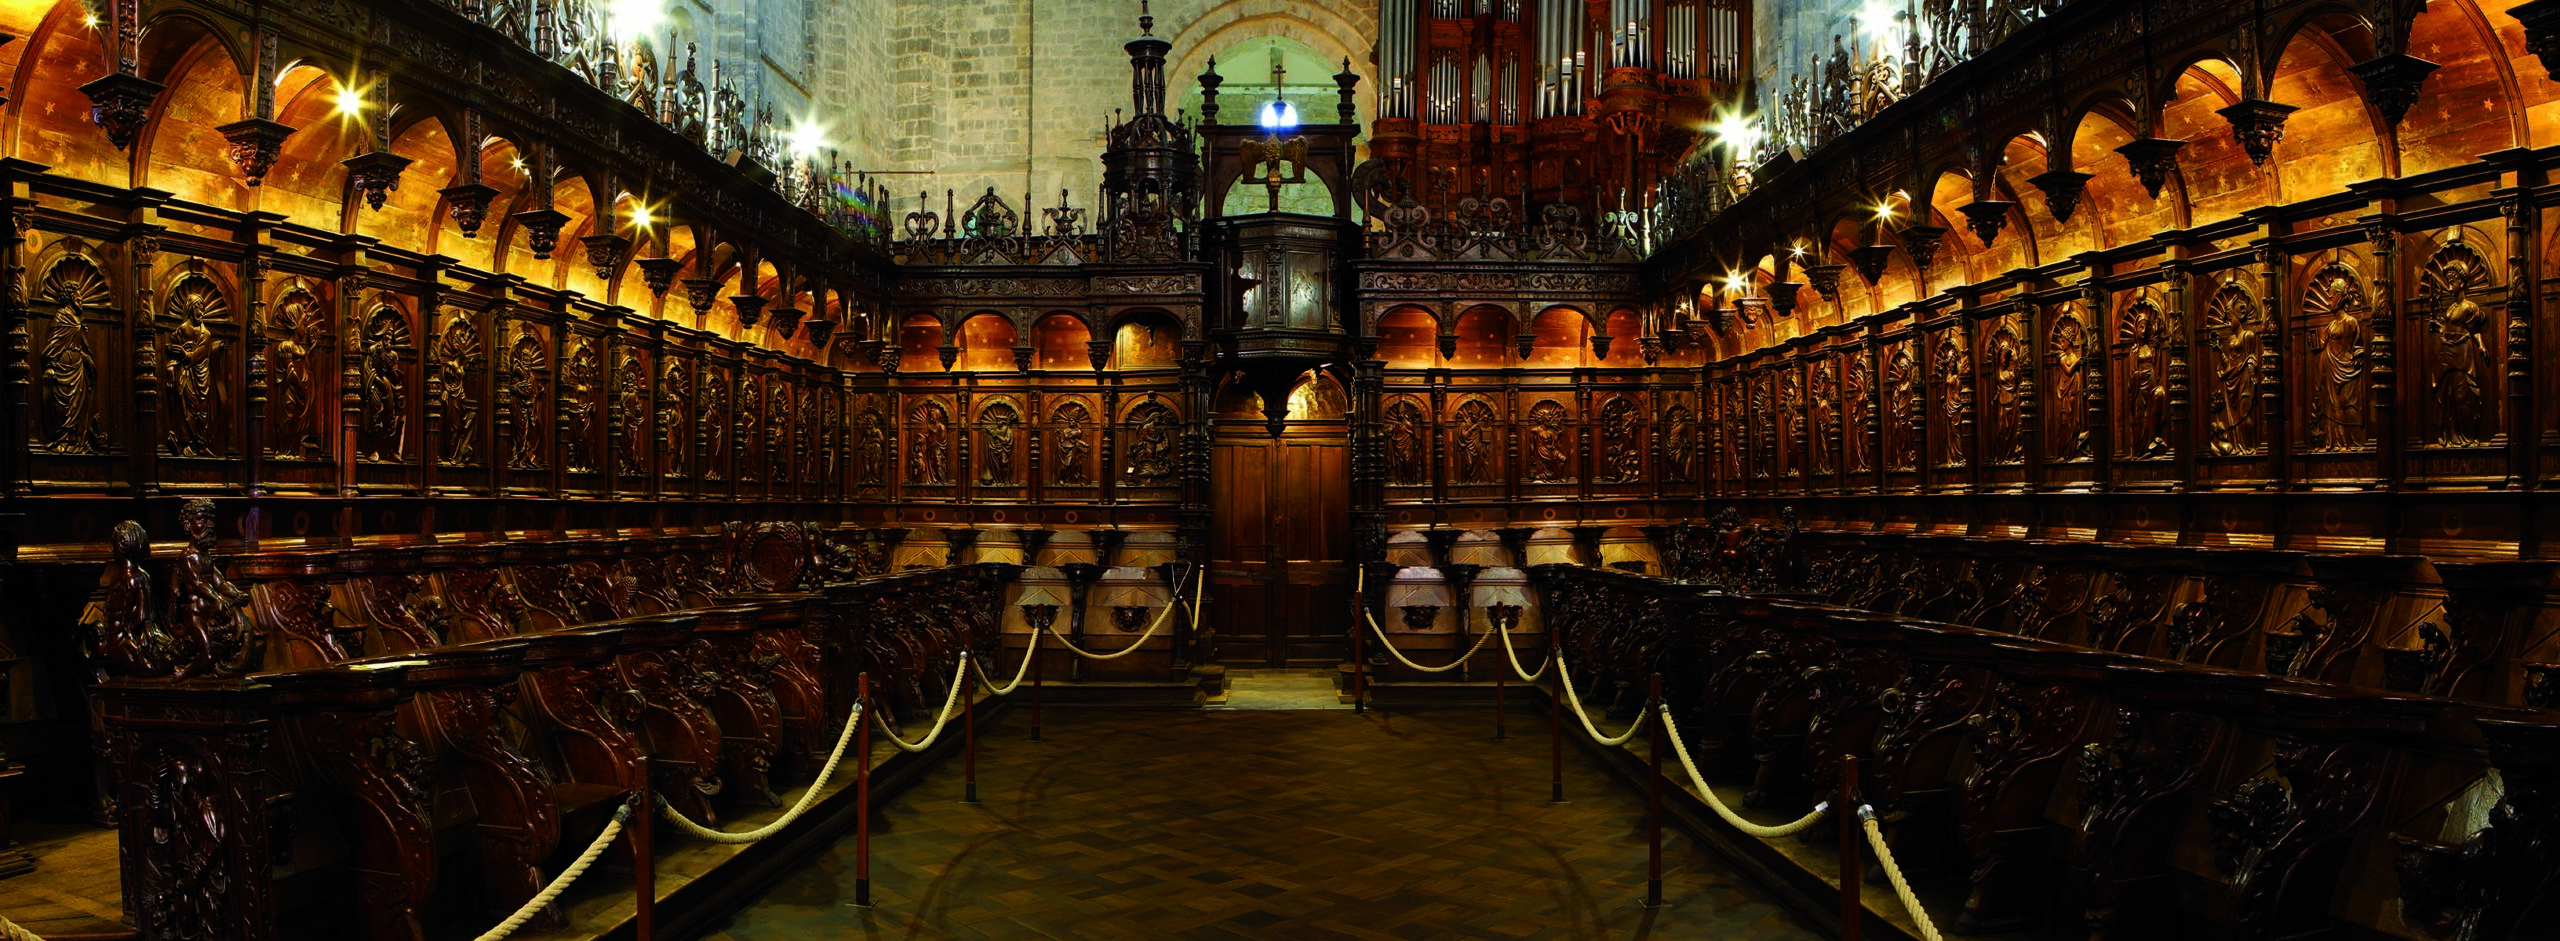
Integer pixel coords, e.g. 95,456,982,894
342,150,415,211
216,118,296,187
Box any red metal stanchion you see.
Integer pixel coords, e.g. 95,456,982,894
1548,669,1565,803
855,673,874,908
1029,635,1045,743
633,786,654,940
1349,612,1368,716
1645,673,1664,908
1494,671,1508,741
1840,753,1862,941
961,656,979,805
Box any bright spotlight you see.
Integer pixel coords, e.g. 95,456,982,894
1857,1,1901,42
1873,201,1896,220
1723,271,1748,293
1258,99,1300,131
628,204,655,230
333,83,367,118
607,0,668,45
1708,110,1760,155
784,118,830,161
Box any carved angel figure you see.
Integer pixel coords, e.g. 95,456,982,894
170,499,258,678
81,520,176,678
81,500,258,681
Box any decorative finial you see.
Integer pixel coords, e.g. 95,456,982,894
1139,0,1153,35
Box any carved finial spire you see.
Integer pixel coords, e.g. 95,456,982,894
1139,0,1153,36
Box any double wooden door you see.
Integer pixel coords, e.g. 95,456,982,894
1209,421,1351,667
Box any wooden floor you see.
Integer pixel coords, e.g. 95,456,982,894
697,707,1819,940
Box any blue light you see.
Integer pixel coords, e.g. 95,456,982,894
1258,99,1299,130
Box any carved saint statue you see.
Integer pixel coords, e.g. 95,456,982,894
2204,284,2262,457
438,310,481,465
1663,406,1697,483
1124,402,1178,483
1599,398,1641,483
1935,333,1970,467
1525,400,1571,482
1988,318,2024,463
2050,310,2090,460
1811,361,1839,476
269,289,325,458
1385,401,1427,485
652,359,684,475
361,310,409,462
1842,352,1871,473
2424,245,2494,447
1885,343,1918,470
169,498,258,678
2304,265,2368,451
697,370,727,477
509,329,550,470
2120,301,2169,458
909,401,951,484
979,403,1018,485
1453,400,1496,483
162,277,227,457
1052,402,1093,484
42,289,102,454
856,404,890,486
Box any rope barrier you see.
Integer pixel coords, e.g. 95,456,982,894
659,698,869,844
1492,614,1553,682
1550,655,1648,746
473,799,633,941
0,915,40,941
1360,605,1497,673
1860,805,1945,941
1656,706,1831,838
875,654,973,752
1041,580,1196,660
976,629,1040,695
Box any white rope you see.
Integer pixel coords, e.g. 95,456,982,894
0,915,42,941
1494,616,1554,682
1361,605,1498,673
1861,805,1946,941
1658,706,1831,838
659,701,867,844
874,654,972,752
473,800,631,941
976,630,1040,695
1551,655,1648,746
1043,594,1181,660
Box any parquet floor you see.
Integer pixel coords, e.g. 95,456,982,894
697,707,1818,941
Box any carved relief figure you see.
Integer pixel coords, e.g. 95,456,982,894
1384,400,1427,485
655,358,686,475
978,402,1019,485
1842,351,1871,473
2119,300,2169,458
437,309,481,465
2203,282,2264,456
82,520,175,678
1749,375,1775,478
360,307,410,462
1935,331,1970,467
169,498,257,679
563,340,600,472
1776,369,1804,477
2050,306,2090,460
1598,397,1641,483
2303,263,2369,451
908,400,951,483
618,350,649,475
1525,399,1572,482
1885,341,1918,470
41,258,110,454
856,402,890,486
505,326,546,470
1662,404,1697,483
161,275,228,457
2422,242,2495,447
269,286,326,458
1717,383,1746,480
1124,401,1179,483
1454,399,1497,483
1811,359,1839,476
1986,316,2025,464
1051,401,1092,484
698,367,728,479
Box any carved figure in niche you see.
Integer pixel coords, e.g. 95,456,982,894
562,340,600,472
1662,405,1697,483
1052,401,1092,484
2204,283,2264,456
619,351,650,475
269,287,326,458
82,520,176,678
41,258,110,454
856,404,890,486
2303,264,2369,451
169,498,257,678
1599,397,1641,482
909,401,951,484
1525,400,1572,482
765,380,791,482
979,402,1019,485
161,276,228,457
2120,300,2169,458
1748,376,1775,478
1987,316,2024,463
1811,360,1839,476
1842,352,1871,473
360,308,409,462
1776,370,1804,476
437,309,481,465
2422,242,2494,447
698,369,728,478
1885,342,1918,470
2050,308,2090,460
1935,332,1970,466
505,326,547,469
655,359,686,475
1454,400,1497,483
1384,400,1427,485
1125,401,1179,483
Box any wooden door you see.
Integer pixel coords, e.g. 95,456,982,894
1209,372,1351,667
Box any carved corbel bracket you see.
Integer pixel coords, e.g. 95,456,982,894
1848,244,1895,287
636,257,686,297
730,295,768,330
2349,54,2441,131
579,234,630,283
2028,169,2094,223
217,118,296,186
2217,99,2299,166
1803,263,1846,304
2115,138,2187,200
1899,224,1949,276
80,73,163,151
1958,201,2013,247
681,277,722,315
511,208,571,260
439,184,501,239
342,150,414,210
